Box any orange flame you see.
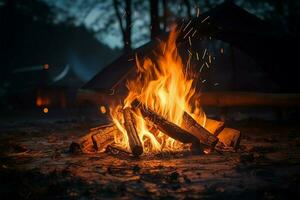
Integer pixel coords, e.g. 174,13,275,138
111,29,207,153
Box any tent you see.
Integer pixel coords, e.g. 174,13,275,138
83,1,299,93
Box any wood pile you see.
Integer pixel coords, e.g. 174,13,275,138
70,101,241,156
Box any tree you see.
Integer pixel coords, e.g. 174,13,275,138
113,0,132,52
162,0,167,31
149,0,160,40
183,0,192,18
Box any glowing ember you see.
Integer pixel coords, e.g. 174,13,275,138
110,29,209,153
100,106,107,114
43,64,49,70
43,107,49,114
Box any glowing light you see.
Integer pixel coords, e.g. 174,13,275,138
36,97,43,107
43,64,49,70
110,29,208,153
43,107,49,113
100,106,106,114
220,48,224,54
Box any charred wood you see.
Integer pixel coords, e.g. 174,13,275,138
132,100,203,153
182,112,219,148
205,118,225,136
69,123,117,154
132,99,218,149
123,108,143,156
217,128,241,150
106,144,132,157
91,126,117,152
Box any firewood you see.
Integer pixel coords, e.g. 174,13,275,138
69,133,94,154
182,113,219,148
217,128,241,149
205,118,225,135
123,108,143,156
91,126,118,152
131,100,203,153
69,123,117,154
106,144,132,156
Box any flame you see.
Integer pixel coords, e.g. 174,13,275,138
110,29,207,153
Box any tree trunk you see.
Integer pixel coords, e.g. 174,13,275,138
150,0,160,40
113,0,132,52
162,0,167,31
124,0,132,51
183,0,192,18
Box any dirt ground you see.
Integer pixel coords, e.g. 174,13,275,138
0,115,300,199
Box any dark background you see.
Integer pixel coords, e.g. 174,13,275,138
0,0,299,114
0,2,300,199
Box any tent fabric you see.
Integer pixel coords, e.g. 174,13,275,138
83,1,299,93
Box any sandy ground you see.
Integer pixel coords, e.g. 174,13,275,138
0,115,300,199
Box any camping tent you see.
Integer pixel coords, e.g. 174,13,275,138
83,1,299,93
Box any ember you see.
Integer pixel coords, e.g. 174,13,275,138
71,29,241,156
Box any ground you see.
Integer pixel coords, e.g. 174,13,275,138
0,112,300,199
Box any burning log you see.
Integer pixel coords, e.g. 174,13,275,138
69,133,94,154
69,123,117,153
182,113,219,148
205,118,225,135
216,128,241,149
123,108,143,156
132,100,203,152
106,144,132,157
91,130,115,152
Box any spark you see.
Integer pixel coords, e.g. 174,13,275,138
196,52,199,60
199,63,204,72
201,16,210,23
196,8,200,18
209,55,212,64
183,27,193,39
186,54,192,76
188,36,192,46
214,83,219,86
163,42,166,55
205,62,209,68
202,79,206,83
128,58,134,61
192,30,197,37
183,20,192,32
179,20,185,32
187,49,192,56
202,49,207,59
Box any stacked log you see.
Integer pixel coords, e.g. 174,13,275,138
131,100,218,147
70,123,117,153
123,108,143,156
215,128,241,150
182,112,219,148
70,100,241,155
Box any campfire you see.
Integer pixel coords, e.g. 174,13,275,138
70,29,241,156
